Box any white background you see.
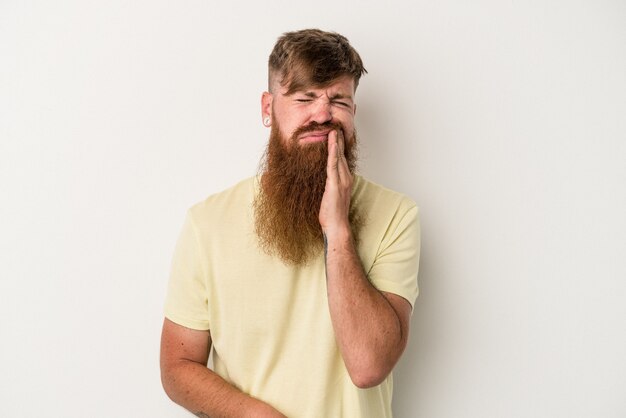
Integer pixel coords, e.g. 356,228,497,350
1,1,625,417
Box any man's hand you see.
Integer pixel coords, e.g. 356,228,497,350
319,129,353,238
320,129,412,388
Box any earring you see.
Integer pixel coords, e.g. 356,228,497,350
264,117,271,126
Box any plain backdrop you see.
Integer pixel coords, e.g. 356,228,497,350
1,1,625,417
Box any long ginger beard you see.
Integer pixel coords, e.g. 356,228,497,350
253,119,362,266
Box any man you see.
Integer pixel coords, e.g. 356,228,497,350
160,29,420,418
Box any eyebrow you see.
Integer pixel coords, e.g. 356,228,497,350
299,91,353,101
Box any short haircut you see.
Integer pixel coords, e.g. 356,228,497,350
268,28,367,95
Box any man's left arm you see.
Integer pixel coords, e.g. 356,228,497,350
320,130,413,389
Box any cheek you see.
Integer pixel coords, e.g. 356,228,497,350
272,112,296,136
339,118,355,138
280,109,305,125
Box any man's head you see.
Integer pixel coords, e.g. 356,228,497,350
261,29,367,148
255,29,366,265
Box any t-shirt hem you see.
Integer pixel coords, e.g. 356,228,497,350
164,309,210,331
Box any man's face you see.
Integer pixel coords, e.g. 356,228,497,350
255,75,361,265
262,75,357,148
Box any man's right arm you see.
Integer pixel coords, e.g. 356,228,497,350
160,318,286,418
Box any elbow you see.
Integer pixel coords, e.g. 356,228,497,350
346,361,393,389
160,360,186,402
160,364,176,401
345,344,407,388
352,374,387,389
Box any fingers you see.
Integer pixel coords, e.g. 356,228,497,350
335,129,351,182
327,129,352,184
336,128,345,159
320,129,353,231
327,130,339,180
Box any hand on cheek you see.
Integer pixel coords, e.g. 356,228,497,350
319,129,353,238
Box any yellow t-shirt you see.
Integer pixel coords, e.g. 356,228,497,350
164,175,420,418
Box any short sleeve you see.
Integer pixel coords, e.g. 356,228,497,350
163,211,211,330
368,204,420,310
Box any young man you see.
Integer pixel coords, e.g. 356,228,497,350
160,29,420,418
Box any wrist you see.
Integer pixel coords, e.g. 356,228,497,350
323,224,354,248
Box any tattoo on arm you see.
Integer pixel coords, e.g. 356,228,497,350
323,232,329,278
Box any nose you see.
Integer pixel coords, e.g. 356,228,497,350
310,100,333,124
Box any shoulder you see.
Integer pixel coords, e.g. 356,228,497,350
352,175,418,218
352,176,420,301
187,176,257,228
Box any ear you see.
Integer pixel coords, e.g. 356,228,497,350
353,103,357,117
261,91,273,125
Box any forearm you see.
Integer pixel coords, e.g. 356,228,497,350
162,359,285,418
324,228,405,388
319,129,408,388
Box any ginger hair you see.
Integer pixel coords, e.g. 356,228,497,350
268,28,367,94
